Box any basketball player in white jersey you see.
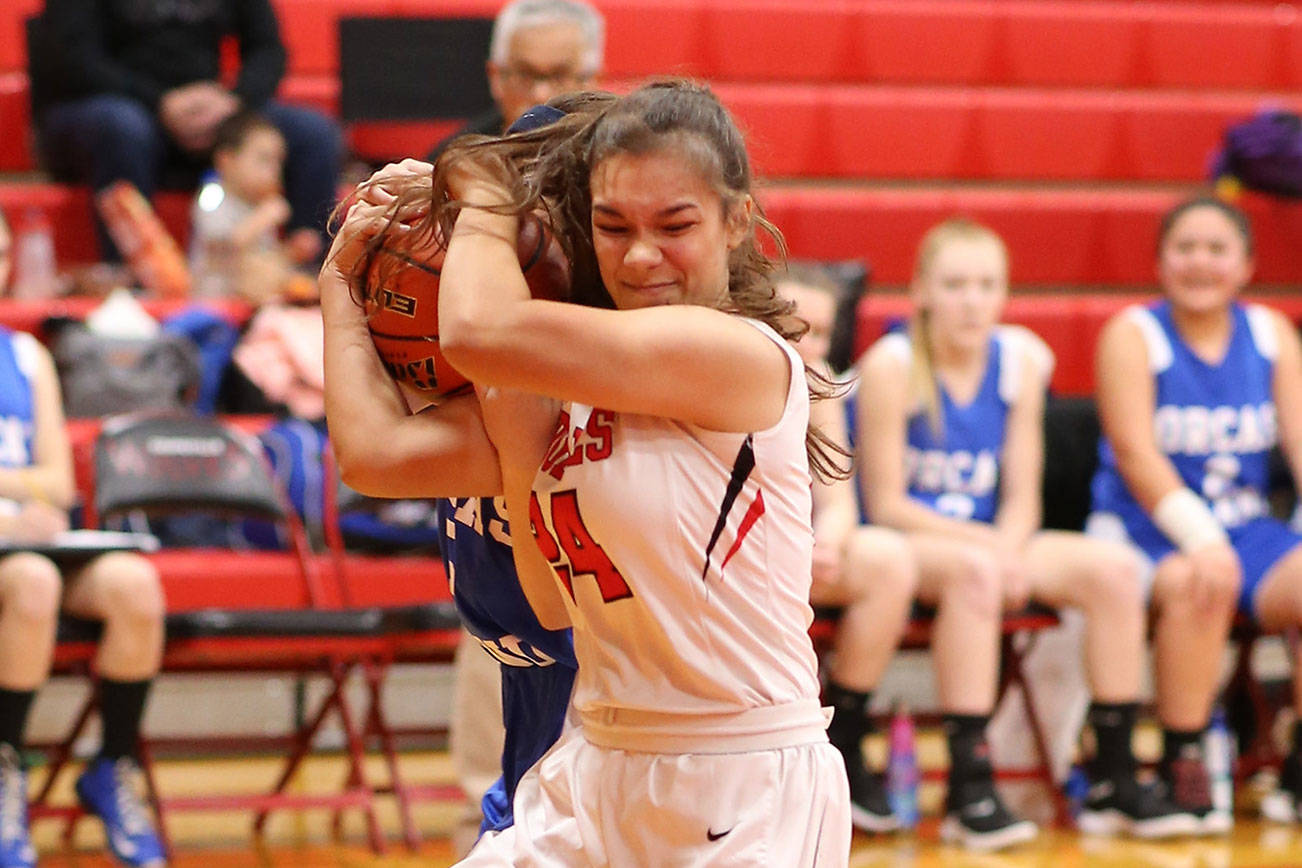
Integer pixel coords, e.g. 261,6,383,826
328,80,851,865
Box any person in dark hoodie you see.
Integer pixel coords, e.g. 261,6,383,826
35,0,341,264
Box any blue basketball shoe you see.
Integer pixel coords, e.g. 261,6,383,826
75,757,165,867
0,745,34,868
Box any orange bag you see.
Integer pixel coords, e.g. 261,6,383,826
96,181,192,299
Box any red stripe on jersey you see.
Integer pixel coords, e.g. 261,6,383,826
720,489,765,572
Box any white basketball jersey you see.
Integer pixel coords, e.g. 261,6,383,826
528,320,821,719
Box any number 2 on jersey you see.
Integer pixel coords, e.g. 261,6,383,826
528,490,632,604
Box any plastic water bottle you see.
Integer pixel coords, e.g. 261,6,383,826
1203,706,1235,831
1064,763,1089,820
12,207,56,299
886,703,920,829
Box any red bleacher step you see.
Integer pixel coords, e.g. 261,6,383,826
3,183,1300,288
4,1,1300,89
6,72,1292,182
759,186,1302,286
852,292,1302,396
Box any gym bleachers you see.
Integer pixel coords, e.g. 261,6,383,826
2,1,1301,283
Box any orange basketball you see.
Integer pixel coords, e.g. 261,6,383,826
366,214,571,397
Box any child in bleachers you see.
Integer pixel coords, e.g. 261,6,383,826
0,210,167,868
1088,196,1302,827
778,265,919,834
852,218,1196,848
189,112,317,305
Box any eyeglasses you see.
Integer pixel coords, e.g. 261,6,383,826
499,64,595,90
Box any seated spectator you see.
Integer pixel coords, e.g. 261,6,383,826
0,211,167,868
36,0,341,264
853,218,1195,848
426,0,604,158
190,112,318,305
778,264,919,835
1087,196,1302,828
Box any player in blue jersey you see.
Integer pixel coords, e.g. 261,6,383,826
323,253,579,844
321,112,585,846
433,496,576,837
0,215,168,868
1089,196,1302,826
854,218,1193,848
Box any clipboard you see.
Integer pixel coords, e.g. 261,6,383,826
0,529,161,560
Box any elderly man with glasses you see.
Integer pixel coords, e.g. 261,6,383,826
427,0,605,162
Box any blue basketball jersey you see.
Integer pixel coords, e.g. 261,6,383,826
434,496,576,833
436,497,576,669
1091,301,1279,535
0,328,38,471
841,381,869,523
905,336,1006,523
866,329,1038,524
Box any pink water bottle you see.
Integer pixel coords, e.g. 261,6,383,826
887,703,920,828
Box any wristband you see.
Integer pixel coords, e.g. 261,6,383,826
20,472,46,505
1153,488,1228,553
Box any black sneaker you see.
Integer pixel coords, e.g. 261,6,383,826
845,760,899,833
1077,771,1201,839
939,773,1038,851
1262,752,1302,824
1160,748,1230,835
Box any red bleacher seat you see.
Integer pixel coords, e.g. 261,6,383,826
6,72,1290,180
0,72,31,173
1145,7,1284,90
0,0,39,74
852,292,1302,396
716,83,1296,181
760,187,1302,287
4,0,1302,90
5,180,1300,288
0,184,193,264
601,0,708,80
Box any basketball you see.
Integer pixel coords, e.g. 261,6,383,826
365,214,571,397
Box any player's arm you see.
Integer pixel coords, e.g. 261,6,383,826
0,339,74,509
476,386,571,630
0,339,73,544
1269,310,1302,498
229,196,290,250
810,390,857,551
1096,312,1233,576
856,341,998,547
438,186,790,434
1094,314,1188,512
321,192,501,499
993,343,1047,551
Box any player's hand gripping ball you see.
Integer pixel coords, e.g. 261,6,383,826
365,214,570,397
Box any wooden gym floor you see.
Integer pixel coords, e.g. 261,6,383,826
27,751,1302,867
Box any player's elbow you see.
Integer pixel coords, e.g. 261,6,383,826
864,490,906,531
439,312,485,367
45,477,75,512
333,438,405,498
336,457,388,498
440,317,510,385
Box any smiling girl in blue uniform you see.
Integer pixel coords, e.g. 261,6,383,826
855,218,1193,848
1089,197,1302,825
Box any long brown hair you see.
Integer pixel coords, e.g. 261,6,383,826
342,79,849,480
908,217,1008,434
